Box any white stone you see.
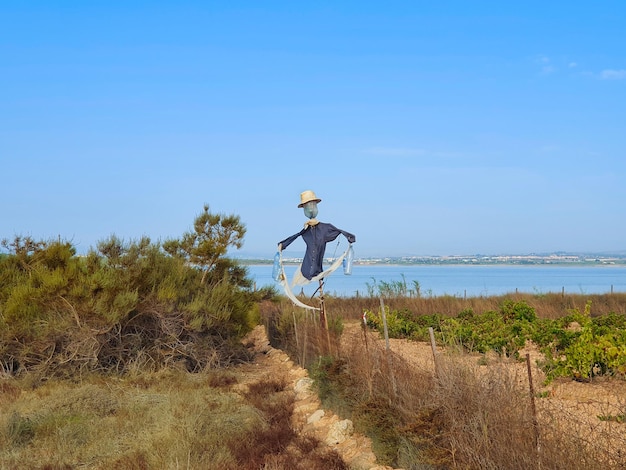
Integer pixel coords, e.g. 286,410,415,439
325,419,354,445
294,377,314,394
307,409,325,424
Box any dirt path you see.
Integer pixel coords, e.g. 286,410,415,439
240,324,396,470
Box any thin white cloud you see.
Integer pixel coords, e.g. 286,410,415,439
535,55,556,75
600,69,626,80
542,65,556,74
532,56,626,81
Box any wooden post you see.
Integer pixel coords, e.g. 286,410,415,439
429,327,439,377
292,311,300,365
319,279,331,354
319,280,327,330
302,320,307,367
362,311,369,351
526,353,540,453
361,311,372,398
380,297,390,351
379,297,397,398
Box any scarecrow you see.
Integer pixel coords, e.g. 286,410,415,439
274,190,356,322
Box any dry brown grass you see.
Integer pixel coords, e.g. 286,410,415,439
347,329,626,469
0,366,347,469
262,296,626,469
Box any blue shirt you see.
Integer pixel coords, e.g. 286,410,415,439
279,222,356,280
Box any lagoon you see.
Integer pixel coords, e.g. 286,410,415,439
247,264,626,298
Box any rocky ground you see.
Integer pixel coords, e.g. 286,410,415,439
239,324,394,470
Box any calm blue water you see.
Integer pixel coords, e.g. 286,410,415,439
247,264,626,298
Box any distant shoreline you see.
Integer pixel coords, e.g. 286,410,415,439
237,256,626,267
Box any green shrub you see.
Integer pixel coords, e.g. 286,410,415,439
0,225,264,377
363,297,626,381
542,303,626,381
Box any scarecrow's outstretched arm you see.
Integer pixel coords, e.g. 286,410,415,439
278,229,306,251
326,224,356,244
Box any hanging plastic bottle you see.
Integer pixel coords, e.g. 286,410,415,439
343,244,354,275
272,252,282,282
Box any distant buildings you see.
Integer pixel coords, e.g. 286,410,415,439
353,253,625,265
239,252,626,266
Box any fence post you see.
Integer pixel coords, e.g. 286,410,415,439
380,298,390,351
292,311,300,366
362,311,369,351
428,327,439,378
379,297,397,398
526,353,540,453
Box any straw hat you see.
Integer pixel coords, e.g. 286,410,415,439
298,190,322,208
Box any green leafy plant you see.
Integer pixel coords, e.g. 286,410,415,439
363,298,626,381
530,301,626,381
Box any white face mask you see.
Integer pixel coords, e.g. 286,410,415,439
303,201,319,219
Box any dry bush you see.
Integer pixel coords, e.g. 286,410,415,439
333,326,446,467
432,356,540,469
290,317,626,469
258,292,626,468
262,300,344,369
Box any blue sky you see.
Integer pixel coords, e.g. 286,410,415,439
2,1,625,258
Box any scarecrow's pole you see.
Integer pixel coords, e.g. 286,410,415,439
318,279,332,355
319,279,327,330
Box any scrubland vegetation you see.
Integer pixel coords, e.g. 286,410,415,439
266,292,626,469
2,212,626,468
